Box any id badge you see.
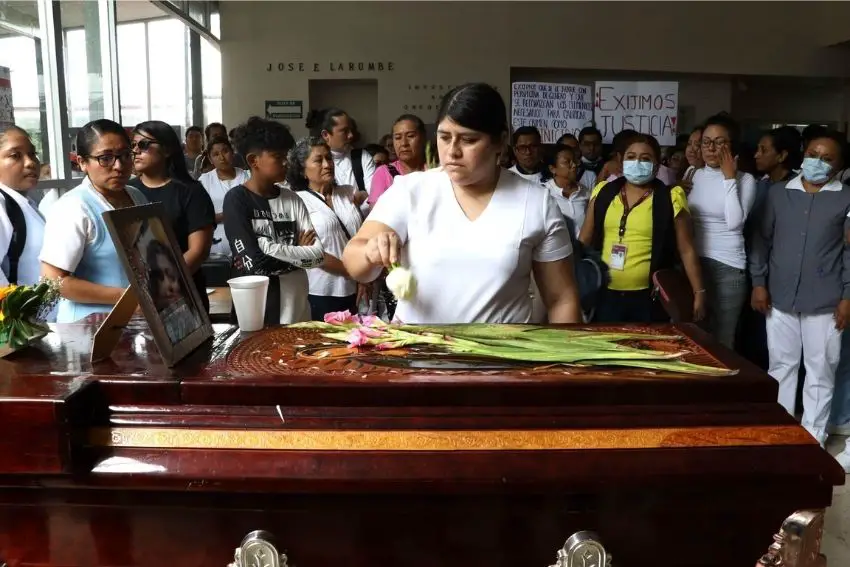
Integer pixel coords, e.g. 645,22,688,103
610,243,628,271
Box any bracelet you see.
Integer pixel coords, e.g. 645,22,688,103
695,289,706,294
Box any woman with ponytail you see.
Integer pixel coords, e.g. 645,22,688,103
128,120,216,312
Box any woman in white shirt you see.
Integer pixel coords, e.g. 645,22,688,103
198,136,249,258
288,136,364,320
687,114,757,350
0,126,45,287
342,83,582,325
541,144,589,238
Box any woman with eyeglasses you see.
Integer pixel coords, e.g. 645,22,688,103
39,119,148,323
687,114,757,350
128,120,216,313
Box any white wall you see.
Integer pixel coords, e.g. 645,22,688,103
220,1,850,139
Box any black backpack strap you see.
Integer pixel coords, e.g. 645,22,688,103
387,163,401,178
1,191,26,285
590,177,626,251
648,180,678,279
350,149,366,193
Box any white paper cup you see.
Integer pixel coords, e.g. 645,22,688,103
227,275,269,332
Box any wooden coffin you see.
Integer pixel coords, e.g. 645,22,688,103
0,316,843,567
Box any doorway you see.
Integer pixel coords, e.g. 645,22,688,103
308,79,379,146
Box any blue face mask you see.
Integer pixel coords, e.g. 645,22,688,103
801,157,833,184
622,160,655,185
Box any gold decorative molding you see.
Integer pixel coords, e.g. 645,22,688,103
89,425,815,452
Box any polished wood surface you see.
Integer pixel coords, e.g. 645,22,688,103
208,286,231,315
0,315,843,567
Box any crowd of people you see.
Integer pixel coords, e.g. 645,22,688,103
1,81,850,470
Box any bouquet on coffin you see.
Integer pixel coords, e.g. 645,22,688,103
291,310,737,376
0,279,60,355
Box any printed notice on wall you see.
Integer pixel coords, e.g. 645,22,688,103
0,67,13,130
511,82,593,144
594,81,678,145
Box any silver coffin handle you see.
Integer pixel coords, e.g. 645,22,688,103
550,530,612,567
228,530,289,567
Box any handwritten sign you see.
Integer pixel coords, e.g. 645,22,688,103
511,82,593,144
0,67,13,130
594,81,678,145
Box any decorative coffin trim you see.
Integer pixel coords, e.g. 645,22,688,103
90,425,816,452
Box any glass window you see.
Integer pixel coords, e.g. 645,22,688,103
147,18,189,128
61,1,111,128
0,0,53,177
200,12,221,125
117,22,148,127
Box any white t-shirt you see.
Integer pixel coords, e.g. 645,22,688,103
0,183,46,286
332,149,376,214
297,185,363,297
368,168,573,324
688,166,757,269
544,179,589,238
198,167,250,257
508,165,543,185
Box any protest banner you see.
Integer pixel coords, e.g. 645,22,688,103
593,81,678,145
511,82,593,143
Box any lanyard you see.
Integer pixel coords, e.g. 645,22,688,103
305,190,352,240
617,187,652,242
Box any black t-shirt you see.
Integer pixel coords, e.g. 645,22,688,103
128,177,216,312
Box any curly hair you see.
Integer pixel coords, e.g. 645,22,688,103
286,136,328,192
230,116,295,159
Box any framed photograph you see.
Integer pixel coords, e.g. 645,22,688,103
103,203,213,367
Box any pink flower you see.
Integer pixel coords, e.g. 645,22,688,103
345,326,382,347
358,314,383,327
324,310,356,325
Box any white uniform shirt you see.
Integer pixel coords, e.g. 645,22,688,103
544,179,589,238
508,165,544,185
0,182,46,286
688,166,757,269
332,149,376,214
39,181,147,274
578,169,597,191
296,185,363,298
198,167,250,257
368,168,572,324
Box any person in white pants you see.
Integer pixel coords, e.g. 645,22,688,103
749,130,850,448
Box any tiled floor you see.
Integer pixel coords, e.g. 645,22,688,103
824,436,850,563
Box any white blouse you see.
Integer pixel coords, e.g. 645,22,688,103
367,168,572,324
544,179,589,238
296,185,363,298
198,167,250,257
688,166,757,269
0,182,46,286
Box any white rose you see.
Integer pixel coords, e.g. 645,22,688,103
386,267,416,300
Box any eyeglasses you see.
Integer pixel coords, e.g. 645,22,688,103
701,138,729,149
86,151,133,168
514,144,540,154
130,139,159,153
